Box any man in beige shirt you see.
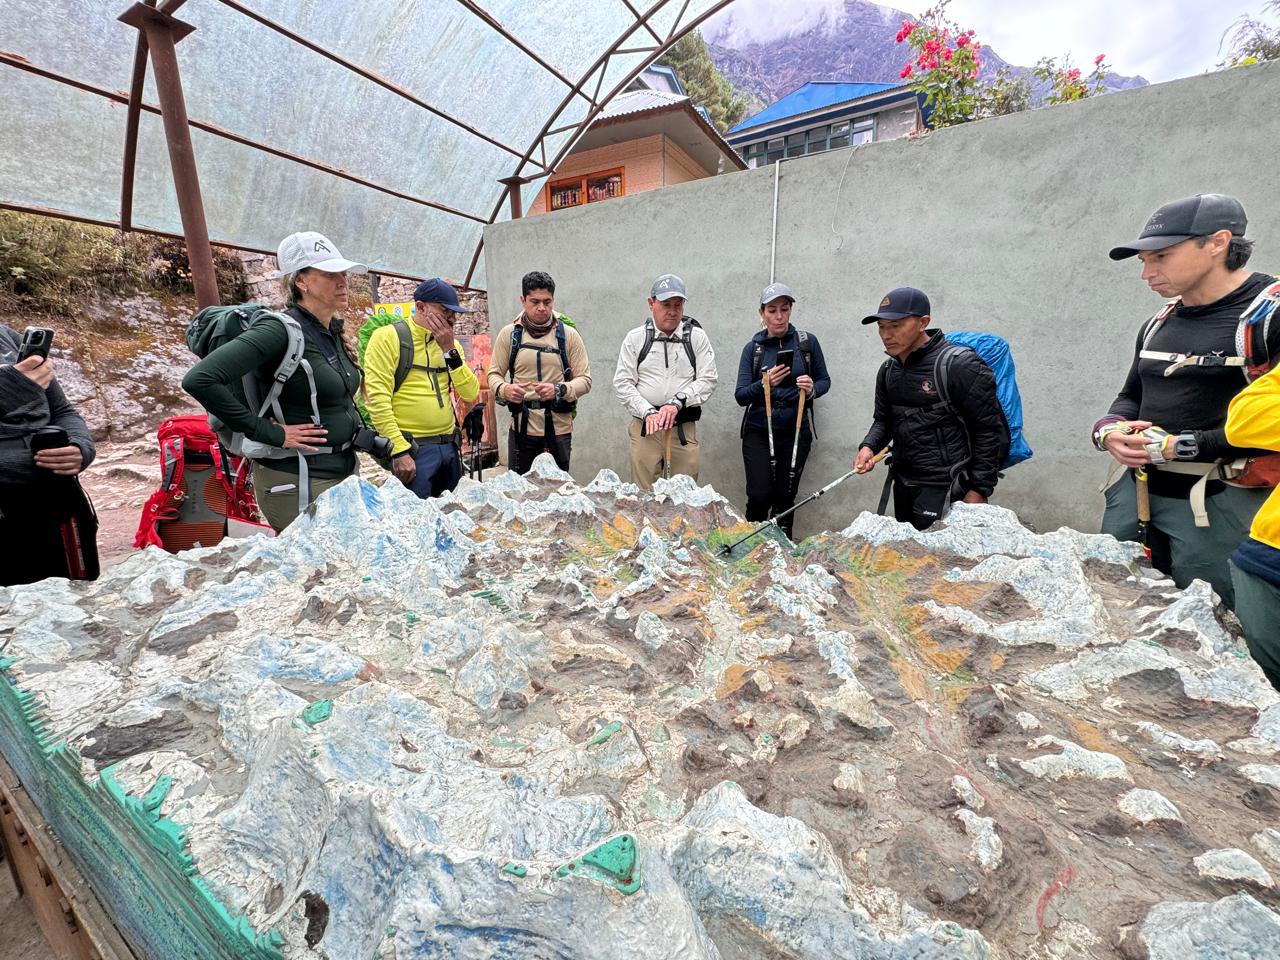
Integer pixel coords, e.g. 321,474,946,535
487,271,591,474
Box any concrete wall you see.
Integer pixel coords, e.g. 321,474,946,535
484,62,1280,538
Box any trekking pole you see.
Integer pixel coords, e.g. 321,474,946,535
763,372,776,491
663,426,674,481
720,468,859,556
787,388,807,499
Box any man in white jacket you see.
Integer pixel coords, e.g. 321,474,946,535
613,274,718,489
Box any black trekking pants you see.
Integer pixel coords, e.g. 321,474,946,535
509,429,572,475
742,424,812,538
891,479,956,531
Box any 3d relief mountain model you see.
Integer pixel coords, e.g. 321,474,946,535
1,460,1277,958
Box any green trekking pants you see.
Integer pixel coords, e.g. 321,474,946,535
1229,561,1280,692
1101,470,1266,611
252,462,354,533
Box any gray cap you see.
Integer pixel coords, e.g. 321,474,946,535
760,282,794,305
650,274,687,301
1109,194,1248,261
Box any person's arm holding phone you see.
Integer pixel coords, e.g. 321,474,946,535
1,326,94,474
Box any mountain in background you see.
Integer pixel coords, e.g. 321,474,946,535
703,0,1148,119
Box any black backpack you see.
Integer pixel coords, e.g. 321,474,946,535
508,319,576,415
636,316,703,375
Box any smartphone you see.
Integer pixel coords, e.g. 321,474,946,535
18,327,54,362
775,349,795,380
30,426,69,454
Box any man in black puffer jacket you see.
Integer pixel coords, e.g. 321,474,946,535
853,287,1009,530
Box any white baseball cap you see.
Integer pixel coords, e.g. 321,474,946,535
269,231,368,278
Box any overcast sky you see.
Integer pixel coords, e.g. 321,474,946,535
705,0,1270,83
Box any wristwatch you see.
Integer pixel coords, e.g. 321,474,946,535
555,383,567,401
444,348,463,370
673,393,688,409
1173,431,1199,460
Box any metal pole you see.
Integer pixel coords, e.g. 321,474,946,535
498,176,527,220
769,159,780,283
118,3,220,308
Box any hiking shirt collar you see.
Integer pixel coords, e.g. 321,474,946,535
1175,271,1273,319
893,328,945,367
753,323,796,345
518,311,556,339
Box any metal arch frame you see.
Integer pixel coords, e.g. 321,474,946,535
462,0,739,288
0,0,740,294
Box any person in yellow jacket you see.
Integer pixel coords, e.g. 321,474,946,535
1225,360,1280,692
364,279,480,498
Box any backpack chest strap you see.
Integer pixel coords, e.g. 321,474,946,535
1138,350,1247,376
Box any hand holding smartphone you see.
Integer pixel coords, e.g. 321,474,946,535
17,327,54,362
774,348,795,384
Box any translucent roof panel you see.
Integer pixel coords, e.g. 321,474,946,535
0,0,734,289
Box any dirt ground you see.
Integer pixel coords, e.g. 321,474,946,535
0,857,57,960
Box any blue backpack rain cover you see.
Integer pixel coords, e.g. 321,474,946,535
943,331,1033,469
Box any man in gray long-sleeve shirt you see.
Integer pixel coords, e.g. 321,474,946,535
0,323,97,585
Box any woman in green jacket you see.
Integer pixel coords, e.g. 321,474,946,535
183,231,367,531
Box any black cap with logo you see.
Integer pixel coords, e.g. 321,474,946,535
862,286,931,324
1108,194,1247,261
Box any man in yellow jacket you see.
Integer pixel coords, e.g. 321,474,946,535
364,279,480,498
1226,361,1280,692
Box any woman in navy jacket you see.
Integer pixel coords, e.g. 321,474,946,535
734,283,831,537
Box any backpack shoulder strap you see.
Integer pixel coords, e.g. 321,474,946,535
680,319,697,376
392,321,415,393
637,317,656,367
247,311,308,422
933,343,970,408
796,329,813,373
556,320,573,382
1238,279,1280,382
508,324,524,380
1140,299,1180,350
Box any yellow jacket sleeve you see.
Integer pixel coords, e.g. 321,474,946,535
1226,366,1280,452
363,325,412,456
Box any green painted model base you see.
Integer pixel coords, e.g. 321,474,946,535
0,655,284,959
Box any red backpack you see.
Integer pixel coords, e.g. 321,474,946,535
134,415,260,552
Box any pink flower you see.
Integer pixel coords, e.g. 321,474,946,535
1066,68,1081,80
900,64,913,78
900,20,915,38
943,48,953,61
1094,53,1105,66
955,34,969,48
924,38,942,54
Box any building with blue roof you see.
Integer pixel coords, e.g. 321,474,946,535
727,81,926,167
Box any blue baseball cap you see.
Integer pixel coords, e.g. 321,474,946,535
413,278,472,313
862,287,931,324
